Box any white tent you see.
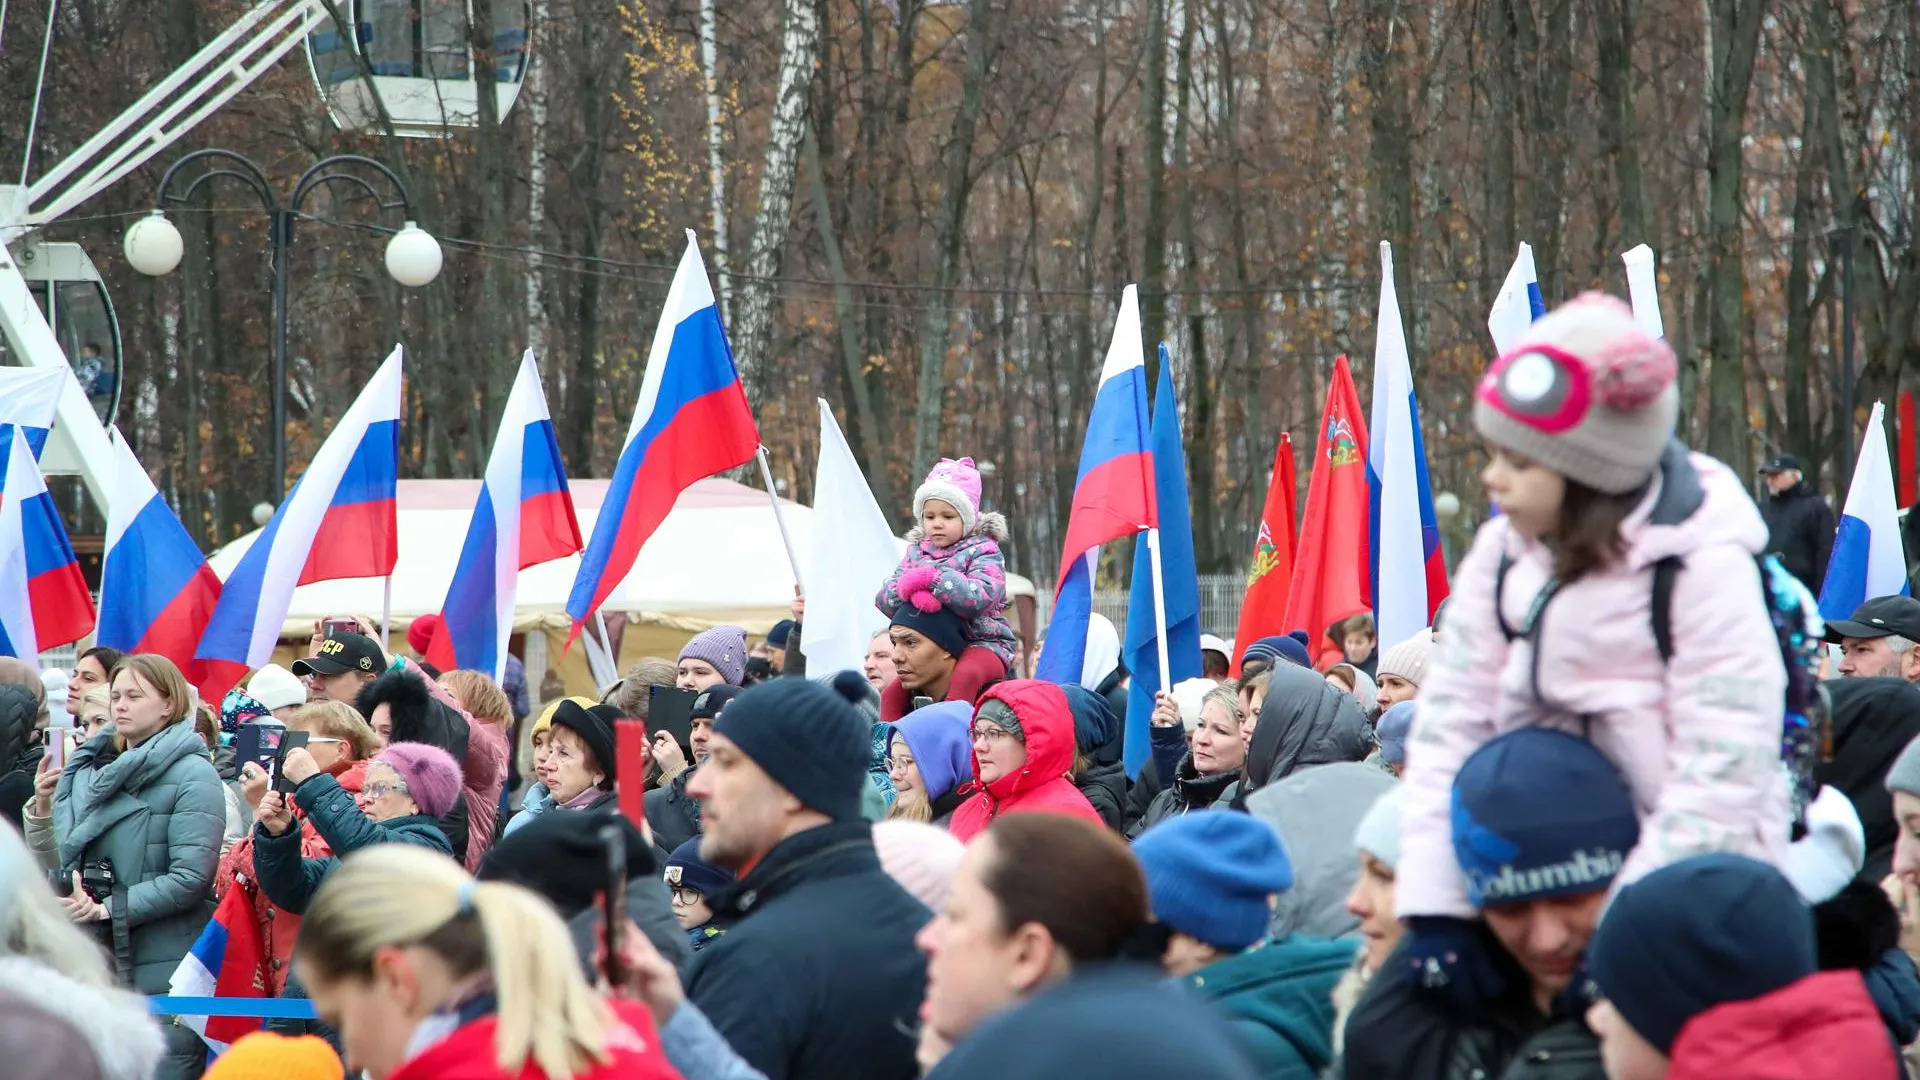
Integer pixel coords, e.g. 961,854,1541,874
207,477,901,636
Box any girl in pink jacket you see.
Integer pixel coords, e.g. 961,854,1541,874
1397,293,1790,998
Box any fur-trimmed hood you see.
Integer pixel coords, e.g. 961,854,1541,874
354,667,470,760
906,510,1008,545
0,957,165,1080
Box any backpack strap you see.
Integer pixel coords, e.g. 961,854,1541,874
1650,556,1683,664
1494,551,1517,642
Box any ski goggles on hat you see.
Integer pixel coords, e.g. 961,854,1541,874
1477,344,1593,434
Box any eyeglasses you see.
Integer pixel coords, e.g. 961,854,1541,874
970,725,1020,744
671,886,705,906
306,737,343,746
363,779,410,800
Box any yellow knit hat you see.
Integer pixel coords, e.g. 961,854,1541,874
533,694,598,739
205,1033,344,1080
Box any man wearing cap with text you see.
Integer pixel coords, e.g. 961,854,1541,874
1759,453,1835,593
291,631,386,704
1828,595,1920,682
683,678,929,1080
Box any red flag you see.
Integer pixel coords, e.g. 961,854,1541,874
1283,357,1372,669
1231,433,1299,677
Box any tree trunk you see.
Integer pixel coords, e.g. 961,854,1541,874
1139,0,1170,367
700,0,732,325
1362,0,1414,302
1781,86,1819,473
908,0,1004,480
1594,0,1648,247
1701,0,1766,472
730,0,822,399
1172,0,1218,571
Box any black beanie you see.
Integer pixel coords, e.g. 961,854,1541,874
550,699,621,783
1588,853,1815,1054
477,809,657,920
891,603,968,659
713,678,871,822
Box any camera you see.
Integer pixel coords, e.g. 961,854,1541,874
79,860,115,905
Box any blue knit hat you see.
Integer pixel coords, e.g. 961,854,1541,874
767,619,796,649
1451,728,1639,907
1374,701,1417,765
665,837,737,897
1241,635,1311,671
680,626,749,686
1132,811,1293,952
713,678,871,822
1588,853,1815,1054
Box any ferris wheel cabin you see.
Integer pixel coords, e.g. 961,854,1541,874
0,239,122,433
306,0,530,138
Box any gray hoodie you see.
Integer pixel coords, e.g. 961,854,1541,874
1245,762,1398,940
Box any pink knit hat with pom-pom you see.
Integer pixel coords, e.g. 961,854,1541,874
1474,292,1678,494
915,458,983,534
872,819,966,912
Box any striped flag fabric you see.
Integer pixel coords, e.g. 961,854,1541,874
1488,242,1547,356
1366,242,1448,650
0,423,95,658
428,351,583,679
1819,401,1910,619
1035,285,1157,684
566,232,759,641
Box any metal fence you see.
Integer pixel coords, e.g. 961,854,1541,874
1089,574,1247,639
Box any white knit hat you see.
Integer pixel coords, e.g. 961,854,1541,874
1376,631,1434,688
1781,786,1865,904
1168,678,1220,732
247,664,307,712
873,819,966,912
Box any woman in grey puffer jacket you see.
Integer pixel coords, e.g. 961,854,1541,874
28,655,224,1080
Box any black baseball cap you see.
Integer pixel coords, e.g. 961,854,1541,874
692,685,742,720
1759,454,1803,475
1824,596,1920,644
291,632,388,677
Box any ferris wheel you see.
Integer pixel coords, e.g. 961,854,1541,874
0,0,531,509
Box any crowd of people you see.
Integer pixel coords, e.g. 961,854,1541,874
1,292,1918,1080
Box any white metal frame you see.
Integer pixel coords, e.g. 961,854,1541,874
0,0,333,509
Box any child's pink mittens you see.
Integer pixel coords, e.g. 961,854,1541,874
908,587,945,614
896,565,939,598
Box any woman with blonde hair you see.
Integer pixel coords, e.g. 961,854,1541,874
30,654,224,1080
295,845,680,1080
0,818,166,1080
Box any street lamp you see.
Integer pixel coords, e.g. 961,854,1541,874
123,151,441,503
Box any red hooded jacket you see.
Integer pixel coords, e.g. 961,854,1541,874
1665,970,1898,1080
948,681,1104,843
387,1000,682,1080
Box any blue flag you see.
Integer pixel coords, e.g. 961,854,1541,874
1121,346,1204,779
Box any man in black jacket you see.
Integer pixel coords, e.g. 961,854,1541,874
685,678,928,1080
1759,454,1836,592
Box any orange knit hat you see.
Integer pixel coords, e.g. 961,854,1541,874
204,1033,343,1080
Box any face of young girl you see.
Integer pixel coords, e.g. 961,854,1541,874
1483,447,1566,542
921,500,965,549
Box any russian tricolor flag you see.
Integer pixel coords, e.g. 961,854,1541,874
1621,244,1666,340
1035,285,1157,684
566,232,759,640
1488,242,1548,356
99,432,227,701
429,350,583,678
198,347,403,679
0,424,95,658
1820,401,1910,619
0,366,64,458
168,885,268,1053
1367,243,1448,649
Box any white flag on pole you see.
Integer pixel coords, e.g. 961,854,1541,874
801,399,903,678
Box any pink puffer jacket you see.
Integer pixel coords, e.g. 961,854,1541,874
1397,448,1791,919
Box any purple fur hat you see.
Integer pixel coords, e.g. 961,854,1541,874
374,742,464,819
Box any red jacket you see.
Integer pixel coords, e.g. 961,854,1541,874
387,1000,682,1080
211,758,368,995
948,680,1104,843
1666,970,1898,1080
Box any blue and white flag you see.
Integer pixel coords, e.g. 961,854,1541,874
1820,401,1910,619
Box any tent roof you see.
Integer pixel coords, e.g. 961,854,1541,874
207,477,861,629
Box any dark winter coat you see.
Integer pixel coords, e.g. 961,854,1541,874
251,772,453,915
1128,752,1241,838
1185,936,1355,1080
1077,760,1129,831
1241,664,1372,794
0,684,41,830
1820,678,1920,884
356,669,471,857
1762,479,1837,591
1061,686,1127,829
685,820,930,1080
1340,936,1604,1080
50,721,225,993
644,769,703,854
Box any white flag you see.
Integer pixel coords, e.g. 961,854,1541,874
801,400,903,678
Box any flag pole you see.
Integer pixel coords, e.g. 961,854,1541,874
380,577,392,655
1146,527,1172,694
755,445,807,596
596,610,618,674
